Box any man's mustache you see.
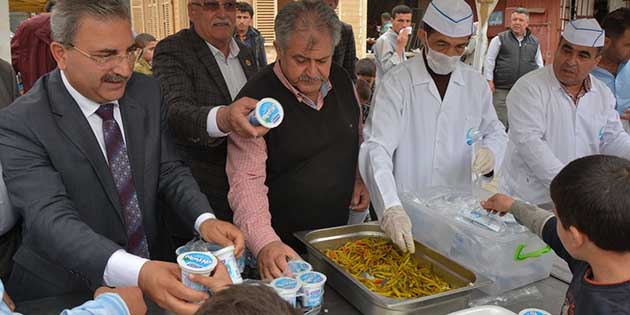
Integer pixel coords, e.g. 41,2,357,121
211,18,232,27
103,73,128,83
298,75,324,83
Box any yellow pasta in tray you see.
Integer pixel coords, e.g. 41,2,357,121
325,237,451,299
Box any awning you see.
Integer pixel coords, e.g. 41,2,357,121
9,0,48,13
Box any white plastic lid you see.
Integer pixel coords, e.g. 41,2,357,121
288,260,312,275
177,251,217,274
212,245,235,258
255,98,284,128
271,277,301,293
519,309,551,315
298,271,327,288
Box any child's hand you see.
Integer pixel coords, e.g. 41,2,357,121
481,193,514,216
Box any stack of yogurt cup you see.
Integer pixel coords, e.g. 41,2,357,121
176,242,245,295
270,259,327,313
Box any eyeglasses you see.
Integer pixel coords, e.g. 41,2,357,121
68,44,141,67
191,1,238,11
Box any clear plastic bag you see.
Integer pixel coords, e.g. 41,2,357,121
400,188,553,295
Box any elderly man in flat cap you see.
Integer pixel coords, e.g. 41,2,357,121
501,18,630,208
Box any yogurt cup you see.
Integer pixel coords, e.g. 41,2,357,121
400,26,413,34
177,251,218,292
298,271,327,308
519,309,551,315
287,259,312,277
271,277,302,307
176,241,246,273
212,245,243,284
248,98,284,128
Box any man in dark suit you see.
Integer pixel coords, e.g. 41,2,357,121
0,1,242,314
153,0,266,227
323,0,357,80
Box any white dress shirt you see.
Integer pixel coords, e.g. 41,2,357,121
205,39,249,138
60,71,215,288
484,35,544,81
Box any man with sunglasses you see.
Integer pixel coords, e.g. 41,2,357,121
153,0,261,232
0,1,243,314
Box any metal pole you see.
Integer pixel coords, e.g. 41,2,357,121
472,0,499,73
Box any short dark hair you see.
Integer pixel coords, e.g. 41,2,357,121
134,33,156,48
512,7,530,18
381,12,391,21
601,8,630,40
356,79,372,104
392,5,412,19
45,0,56,12
51,0,130,45
237,1,254,18
355,58,376,77
550,155,630,252
195,284,301,315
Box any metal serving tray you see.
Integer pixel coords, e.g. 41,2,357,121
295,223,491,315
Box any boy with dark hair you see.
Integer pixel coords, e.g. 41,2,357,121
483,155,630,314
355,58,376,89
195,284,301,315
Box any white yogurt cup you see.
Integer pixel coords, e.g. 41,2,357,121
287,259,312,277
212,245,243,284
248,98,284,128
298,271,327,308
400,26,413,34
177,251,218,292
519,309,552,315
271,277,302,307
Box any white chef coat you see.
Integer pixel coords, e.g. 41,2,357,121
359,54,507,216
500,66,630,205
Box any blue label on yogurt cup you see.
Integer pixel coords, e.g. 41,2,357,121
272,277,300,291
249,98,284,128
178,252,217,272
298,271,326,285
288,260,312,275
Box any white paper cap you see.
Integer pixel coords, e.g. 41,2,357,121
562,19,605,47
422,0,473,37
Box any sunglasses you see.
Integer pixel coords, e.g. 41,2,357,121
191,1,238,11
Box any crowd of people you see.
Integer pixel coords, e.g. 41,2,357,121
0,0,629,314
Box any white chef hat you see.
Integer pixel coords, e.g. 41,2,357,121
562,19,605,47
422,0,474,37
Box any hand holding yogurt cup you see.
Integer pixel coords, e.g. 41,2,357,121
138,260,208,315
198,219,246,258
188,262,234,293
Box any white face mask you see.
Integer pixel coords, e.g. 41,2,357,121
426,46,461,75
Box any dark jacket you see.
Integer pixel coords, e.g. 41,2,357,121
0,70,211,300
333,22,357,81
493,29,540,90
153,27,258,222
234,27,267,70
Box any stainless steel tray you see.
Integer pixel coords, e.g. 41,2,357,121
295,223,491,315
